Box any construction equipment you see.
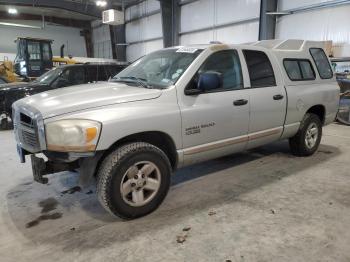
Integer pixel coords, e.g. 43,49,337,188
14,37,78,79
0,60,19,82
1,37,120,82
14,37,54,78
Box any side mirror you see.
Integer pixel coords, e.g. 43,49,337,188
184,72,222,96
197,72,221,92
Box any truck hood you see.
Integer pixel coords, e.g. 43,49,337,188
19,82,162,119
0,82,32,92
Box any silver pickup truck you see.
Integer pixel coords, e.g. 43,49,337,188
13,39,339,219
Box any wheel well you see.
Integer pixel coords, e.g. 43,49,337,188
306,105,325,124
105,131,178,170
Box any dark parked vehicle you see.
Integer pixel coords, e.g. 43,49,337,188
331,57,350,125
0,63,126,129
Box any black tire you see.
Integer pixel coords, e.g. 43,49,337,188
289,113,322,156
97,142,171,219
336,91,350,126
0,118,8,130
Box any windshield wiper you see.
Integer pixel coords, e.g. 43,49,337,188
113,76,153,89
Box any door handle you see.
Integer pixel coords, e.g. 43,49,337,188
233,99,248,106
273,94,284,100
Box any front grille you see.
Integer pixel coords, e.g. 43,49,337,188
21,129,39,148
14,109,41,152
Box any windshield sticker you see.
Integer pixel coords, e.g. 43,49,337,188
176,47,198,53
161,79,171,83
176,69,183,74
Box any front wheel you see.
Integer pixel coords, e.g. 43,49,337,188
0,118,8,130
97,142,171,219
289,113,322,156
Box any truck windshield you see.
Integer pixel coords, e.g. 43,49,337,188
113,48,203,88
34,68,63,85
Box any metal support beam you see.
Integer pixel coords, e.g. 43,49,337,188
109,25,117,59
81,28,93,58
259,0,278,40
159,0,180,47
111,24,127,62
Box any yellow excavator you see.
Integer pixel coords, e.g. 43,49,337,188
1,37,78,82
0,60,17,82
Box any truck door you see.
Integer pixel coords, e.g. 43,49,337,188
242,49,287,149
179,49,250,165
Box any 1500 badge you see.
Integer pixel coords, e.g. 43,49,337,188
185,122,215,135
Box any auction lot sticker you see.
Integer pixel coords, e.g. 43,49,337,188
176,47,198,53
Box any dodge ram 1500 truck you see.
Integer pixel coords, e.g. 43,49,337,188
13,39,339,219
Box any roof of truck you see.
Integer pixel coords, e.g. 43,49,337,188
176,39,326,52
249,39,325,51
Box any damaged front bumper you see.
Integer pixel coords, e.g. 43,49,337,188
17,145,103,186
30,154,79,184
13,103,103,186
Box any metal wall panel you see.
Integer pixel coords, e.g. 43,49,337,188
0,19,87,57
216,0,260,24
92,20,113,59
276,4,350,56
180,21,259,45
180,0,214,33
126,39,163,62
278,0,331,11
179,0,260,45
125,0,160,21
216,21,260,44
125,0,163,62
125,13,162,43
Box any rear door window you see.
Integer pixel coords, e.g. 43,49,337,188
86,66,97,83
98,66,108,81
309,48,333,79
283,59,315,81
243,50,276,87
284,60,301,80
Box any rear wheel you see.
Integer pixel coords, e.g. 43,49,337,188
289,113,322,156
97,142,171,219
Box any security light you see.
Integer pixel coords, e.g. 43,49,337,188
96,0,107,7
8,8,18,15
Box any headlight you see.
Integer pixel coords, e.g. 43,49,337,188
45,119,101,152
